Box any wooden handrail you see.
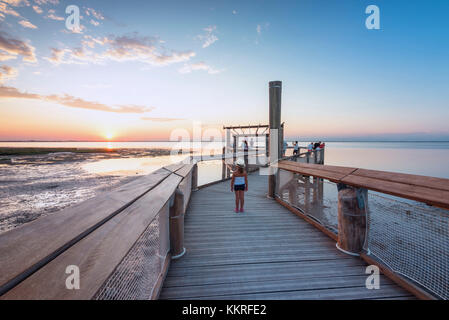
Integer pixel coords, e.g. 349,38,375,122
278,160,449,210
0,163,196,299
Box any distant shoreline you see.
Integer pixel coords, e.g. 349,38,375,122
0,147,174,157
1,140,449,143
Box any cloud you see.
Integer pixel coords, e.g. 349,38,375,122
0,65,18,83
32,5,43,14
196,25,218,48
178,61,223,74
45,9,64,21
3,0,30,5
34,0,59,5
232,10,237,15
0,2,22,19
19,20,38,29
85,7,104,20
46,33,196,67
0,32,37,62
256,24,262,35
0,85,154,114
141,117,185,122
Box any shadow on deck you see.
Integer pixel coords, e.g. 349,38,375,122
160,172,414,300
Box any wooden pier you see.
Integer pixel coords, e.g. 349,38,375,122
160,172,413,300
0,80,447,300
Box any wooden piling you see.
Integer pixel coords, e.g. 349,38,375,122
268,81,282,198
221,146,226,180
169,189,185,259
337,184,368,255
191,163,198,191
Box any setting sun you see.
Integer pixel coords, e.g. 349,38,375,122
105,132,114,140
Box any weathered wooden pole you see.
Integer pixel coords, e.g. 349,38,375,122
268,80,282,198
336,184,368,255
265,134,269,157
233,135,237,164
304,176,311,213
221,146,226,180
191,163,198,191
169,189,186,259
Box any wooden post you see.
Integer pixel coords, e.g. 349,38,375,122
337,184,368,255
306,152,310,164
233,135,237,164
312,177,318,203
265,134,269,157
321,148,325,164
191,163,198,191
304,176,310,213
169,189,186,259
221,146,226,180
268,80,282,198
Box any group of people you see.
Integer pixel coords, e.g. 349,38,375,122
308,141,325,152
283,141,326,156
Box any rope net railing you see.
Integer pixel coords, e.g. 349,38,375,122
94,200,171,300
275,170,339,234
365,193,449,299
275,166,449,300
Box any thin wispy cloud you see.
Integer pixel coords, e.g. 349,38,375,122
45,9,64,21
141,117,185,122
0,85,154,114
0,65,18,83
32,5,43,14
196,25,218,48
0,31,37,62
19,19,38,29
46,33,196,66
179,61,223,74
0,2,21,19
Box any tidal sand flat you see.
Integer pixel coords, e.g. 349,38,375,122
0,148,173,234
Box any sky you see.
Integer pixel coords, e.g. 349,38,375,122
0,0,448,141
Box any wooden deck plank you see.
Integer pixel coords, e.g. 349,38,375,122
160,172,413,300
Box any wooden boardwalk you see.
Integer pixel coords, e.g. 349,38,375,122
160,172,414,300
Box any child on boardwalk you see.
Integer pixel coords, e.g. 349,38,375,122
231,159,248,213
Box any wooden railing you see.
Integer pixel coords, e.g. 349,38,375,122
275,160,449,300
0,162,197,300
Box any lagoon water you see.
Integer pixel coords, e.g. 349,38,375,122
1,141,448,233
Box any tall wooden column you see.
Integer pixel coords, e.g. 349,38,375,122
268,80,282,198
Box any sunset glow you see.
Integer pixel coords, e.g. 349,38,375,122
0,1,448,141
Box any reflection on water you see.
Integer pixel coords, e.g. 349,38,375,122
82,155,187,176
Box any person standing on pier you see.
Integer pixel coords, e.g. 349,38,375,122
293,141,299,156
231,159,248,213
